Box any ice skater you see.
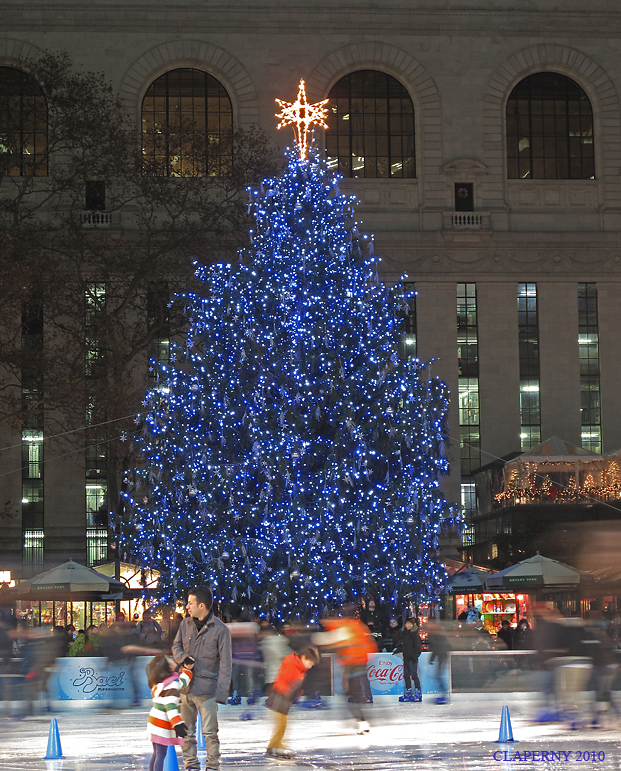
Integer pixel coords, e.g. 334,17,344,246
146,654,194,771
266,645,320,759
399,617,422,702
312,604,377,733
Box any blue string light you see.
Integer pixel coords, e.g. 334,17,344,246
122,143,459,619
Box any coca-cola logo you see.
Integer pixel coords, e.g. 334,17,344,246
367,659,403,685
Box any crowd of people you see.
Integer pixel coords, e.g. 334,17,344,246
2,595,621,766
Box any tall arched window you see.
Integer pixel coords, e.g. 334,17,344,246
142,68,233,176
326,70,415,178
506,72,594,179
0,67,47,176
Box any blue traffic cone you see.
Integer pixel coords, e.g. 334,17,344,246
43,718,64,760
494,705,519,743
163,744,180,771
196,713,206,751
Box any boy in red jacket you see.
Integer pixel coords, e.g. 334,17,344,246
266,645,320,759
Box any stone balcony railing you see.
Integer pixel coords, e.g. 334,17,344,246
443,211,490,230
81,210,112,227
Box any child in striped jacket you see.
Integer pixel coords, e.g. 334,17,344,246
146,653,194,771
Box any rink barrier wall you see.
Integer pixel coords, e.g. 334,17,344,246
5,650,615,711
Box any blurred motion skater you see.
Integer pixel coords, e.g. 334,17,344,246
313,606,377,733
265,645,319,759
427,619,451,704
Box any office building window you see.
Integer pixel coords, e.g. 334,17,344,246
86,528,108,567
85,283,109,533
398,282,416,360
148,283,171,388
457,283,480,476
0,66,48,176
23,529,44,576
461,482,477,545
518,283,541,450
506,72,594,180
326,70,415,178
578,283,601,452
22,301,44,553
142,68,233,177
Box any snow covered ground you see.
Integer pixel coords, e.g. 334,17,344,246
1,695,620,771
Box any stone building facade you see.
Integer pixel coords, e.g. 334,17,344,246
2,0,621,576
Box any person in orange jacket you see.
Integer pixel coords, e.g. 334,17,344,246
312,605,377,734
265,645,320,759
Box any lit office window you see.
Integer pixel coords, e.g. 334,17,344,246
398,282,416,360
23,529,44,576
142,68,233,177
506,72,594,180
457,283,480,476
578,283,601,452
85,284,109,544
460,482,476,545
148,283,171,388
0,67,48,176
518,283,541,450
22,301,44,568
326,70,415,178
87,528,108,567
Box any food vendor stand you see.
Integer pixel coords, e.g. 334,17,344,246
446,565,527,632
7,559,140,627
484,553,593,618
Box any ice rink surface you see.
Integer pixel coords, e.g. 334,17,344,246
1,696,621,771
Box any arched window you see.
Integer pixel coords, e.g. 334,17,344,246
506,72,594,179
142,68,233,176
0,67,47,176
326,70,415,178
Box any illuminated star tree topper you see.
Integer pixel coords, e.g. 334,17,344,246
275,79,329,160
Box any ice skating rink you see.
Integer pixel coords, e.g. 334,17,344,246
1,696,620,771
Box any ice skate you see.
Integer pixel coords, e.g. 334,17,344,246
227,690,241,705
266,747,296,761
356,720,370,734
399,688,412,702
413,688,422,702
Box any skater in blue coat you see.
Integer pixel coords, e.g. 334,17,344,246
399,618,422,702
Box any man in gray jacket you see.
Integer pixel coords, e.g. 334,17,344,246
172,586,232,771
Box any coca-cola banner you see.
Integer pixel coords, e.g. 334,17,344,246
366,653,403,695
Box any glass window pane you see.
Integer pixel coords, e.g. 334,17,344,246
326,69,415,179
141,68,232,178
506,72,594,180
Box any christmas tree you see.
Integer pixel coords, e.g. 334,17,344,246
123,87,457,618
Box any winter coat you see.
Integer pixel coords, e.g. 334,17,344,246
135,618,163,644
401,628,422,660
497,627,513,650
147,668,192,746
269,652,308,715
172,614,232,703
314,618,378,667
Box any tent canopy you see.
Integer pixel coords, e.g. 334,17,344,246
447,566,491,594
9,559,135,601
484,554,592,590
505,437,600,465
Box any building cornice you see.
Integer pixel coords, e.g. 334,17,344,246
3,6,621,36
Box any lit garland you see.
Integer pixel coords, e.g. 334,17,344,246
495,458,621,505
122,141,458,619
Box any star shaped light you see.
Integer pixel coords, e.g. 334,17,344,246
275,79,329,160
